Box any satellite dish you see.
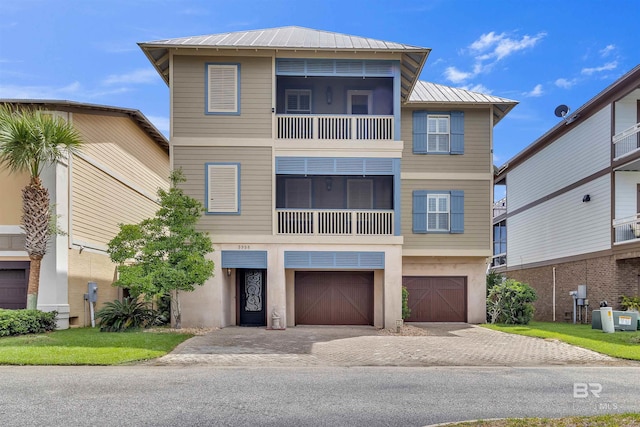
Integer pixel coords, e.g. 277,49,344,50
554,104,570,118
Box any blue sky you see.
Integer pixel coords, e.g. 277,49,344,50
0,0,638,167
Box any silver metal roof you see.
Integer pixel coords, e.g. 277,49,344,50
143,26,427,51
408,81,518,124
139,26,430,101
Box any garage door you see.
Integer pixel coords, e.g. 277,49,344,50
403,276,466,322
0,262,29,309
295,271,373,325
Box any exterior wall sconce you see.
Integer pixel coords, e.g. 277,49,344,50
326,86,332,105
226,268,232,277
325,177,333,191
582,194,591,202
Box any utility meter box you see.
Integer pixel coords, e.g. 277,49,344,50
87,282,98,303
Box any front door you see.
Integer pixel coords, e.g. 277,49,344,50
238,269,267,326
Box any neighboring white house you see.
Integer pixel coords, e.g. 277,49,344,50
493,64,640,321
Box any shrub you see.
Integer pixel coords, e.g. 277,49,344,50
0,309,58,337
401,286,411,320
95,298,155,332
620,295,640,311
487,279,537,325
486,270,504,297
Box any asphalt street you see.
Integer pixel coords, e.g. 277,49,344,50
1,366,638,426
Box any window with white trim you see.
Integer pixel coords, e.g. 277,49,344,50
427,115,450,153
206,64,239,114
427,193,450,231
206,163,239,214
285,89,311,114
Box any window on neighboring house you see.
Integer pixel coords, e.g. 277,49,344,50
285,89,311,114
206,163,240,214
413,190,464,234
206,63,240,114
413,111,464,154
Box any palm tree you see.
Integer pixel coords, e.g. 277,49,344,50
0,104,83,310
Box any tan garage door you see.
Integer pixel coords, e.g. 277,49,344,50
403,276,467,322
295,271,373,325
0,262,29,309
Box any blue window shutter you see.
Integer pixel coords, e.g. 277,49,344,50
450,111,464,154
450,190,464,233
412,191,428,233
413,111,427,154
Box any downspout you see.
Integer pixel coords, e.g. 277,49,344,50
552,267,556,322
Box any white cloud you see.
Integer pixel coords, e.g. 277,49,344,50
444,66,472,83
0,82,130,100
460,83,493,94
444,30,545,84
145,115,170,134
599,44,616,57
555,78,577,89
581,61,618,75
103,68,159,85
524,84,543,97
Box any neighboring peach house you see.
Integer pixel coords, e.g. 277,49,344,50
0,100,169,328
492,64,640,321
139,26,517,329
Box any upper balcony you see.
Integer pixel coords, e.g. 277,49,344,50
614,213,640,244
613,122,640,161
274,59,400,142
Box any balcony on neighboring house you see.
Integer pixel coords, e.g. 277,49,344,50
493,197,506,219
275,174,395,236
613,214,640,244
613,123,640,160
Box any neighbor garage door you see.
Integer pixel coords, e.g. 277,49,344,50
0,262,29,309
403,276,466,322
295,271,373,325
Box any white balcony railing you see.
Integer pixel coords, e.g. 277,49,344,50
491,253,507,268
613,214,640,243
276,115,394,140
613,122,640,160
493,197,506,218
277,209,394,236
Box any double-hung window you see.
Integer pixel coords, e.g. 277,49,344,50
413,190,464,234
285,89,311,114
412,111,464,154
427,193,450,231
205,63,240,114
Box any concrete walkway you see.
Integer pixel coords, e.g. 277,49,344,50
153,323,636,367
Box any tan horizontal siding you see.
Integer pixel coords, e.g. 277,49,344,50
173,55,273,138
72,113,169,196
0,169,28,225
72,158,159,246
401,108,491,174
173,146,272,235
401,179,491,251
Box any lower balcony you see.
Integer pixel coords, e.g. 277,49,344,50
277,209,394,236
613,214,640,243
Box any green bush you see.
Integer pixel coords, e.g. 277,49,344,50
402,286,411,320
487,279,537,325
0,309,58,337
95,298,156,332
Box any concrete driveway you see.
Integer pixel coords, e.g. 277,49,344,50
154,323,636,367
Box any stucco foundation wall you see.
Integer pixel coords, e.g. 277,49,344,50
67,249,119,327
505,255,640,322
402,256,488,323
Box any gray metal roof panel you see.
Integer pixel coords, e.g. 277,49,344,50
143,26,428,51
409,81,517,104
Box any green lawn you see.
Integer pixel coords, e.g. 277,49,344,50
0,327,192,365
448,413,640,426
483,321,640,361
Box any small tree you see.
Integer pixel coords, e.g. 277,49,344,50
107,170,214,329
401,286,411,320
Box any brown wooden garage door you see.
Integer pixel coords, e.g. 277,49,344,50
295,271,373,325
403,276,467,322
0,262,29,309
